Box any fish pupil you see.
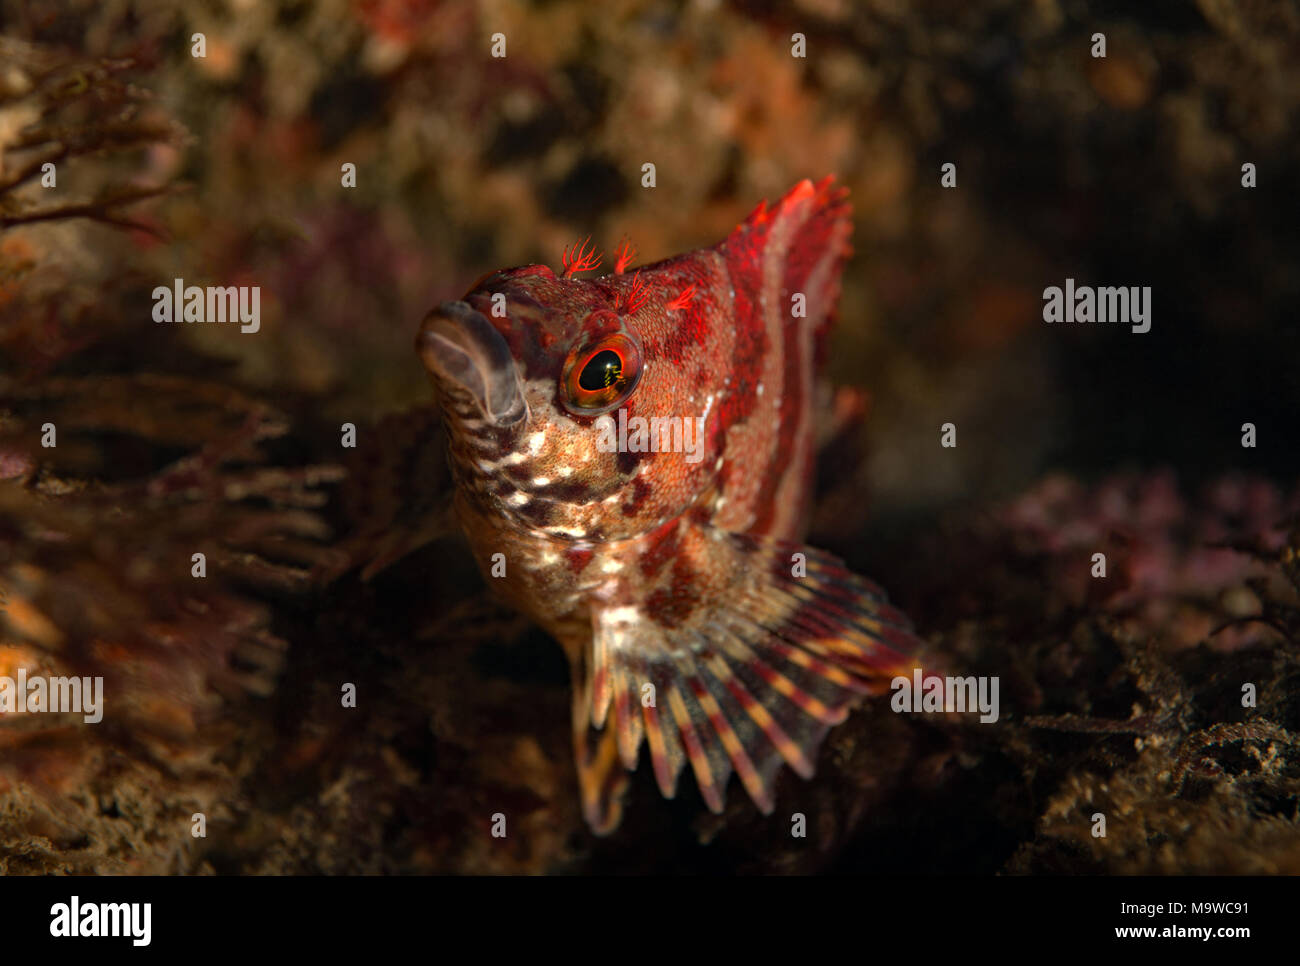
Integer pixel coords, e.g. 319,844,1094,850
579,350,622,391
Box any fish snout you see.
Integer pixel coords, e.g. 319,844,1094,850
417,301,526,425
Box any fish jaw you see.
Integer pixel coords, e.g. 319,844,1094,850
417,300,527,428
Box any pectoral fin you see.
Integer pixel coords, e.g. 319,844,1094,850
573,525,933,831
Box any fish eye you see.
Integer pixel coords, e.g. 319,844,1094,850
578,350,624,391
561,332,643,415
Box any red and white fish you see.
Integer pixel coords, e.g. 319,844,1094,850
417,177,930,832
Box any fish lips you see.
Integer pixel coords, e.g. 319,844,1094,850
418,301,526,425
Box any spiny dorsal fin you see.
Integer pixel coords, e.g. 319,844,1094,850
721,176,854,345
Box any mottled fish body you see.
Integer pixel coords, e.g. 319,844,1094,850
419,178,927,832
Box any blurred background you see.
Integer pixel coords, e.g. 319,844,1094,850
1,0,1298,874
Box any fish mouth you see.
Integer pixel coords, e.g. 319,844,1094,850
417,301,526,425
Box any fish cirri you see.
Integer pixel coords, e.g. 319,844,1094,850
418,177,928,833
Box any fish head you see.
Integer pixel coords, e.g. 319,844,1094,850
418,263,721,542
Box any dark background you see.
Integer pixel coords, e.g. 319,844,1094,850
1,0,1297,874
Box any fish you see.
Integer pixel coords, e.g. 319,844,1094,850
417,176,930,833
